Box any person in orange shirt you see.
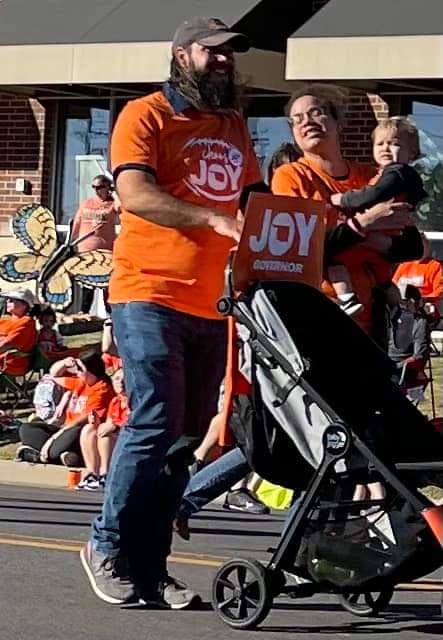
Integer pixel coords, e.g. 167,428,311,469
17,352,114,465
0,287,38,376
271,84,423,349
71,174,119,314
77,368,128,491
394,234,443,306
82,17,267,608
100,318,122,374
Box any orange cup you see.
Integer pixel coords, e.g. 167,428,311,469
67,469,82,489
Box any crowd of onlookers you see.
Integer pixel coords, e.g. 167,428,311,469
0,173,127,491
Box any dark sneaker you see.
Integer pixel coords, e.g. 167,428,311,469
99,474,107,489
14,445,40,463
76,473,100,491
139,576,201,610
189,458,206,477
338,294,363,316
80,542,136,605
224,488,270,515
60,451,81,467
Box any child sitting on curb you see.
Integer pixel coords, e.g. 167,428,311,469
76,368,129,491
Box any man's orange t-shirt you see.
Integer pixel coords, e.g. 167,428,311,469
109,90,262,319
0,315,37,375
271,157,376,333
393,259,443,301
72,196,118,252
58,376,115,426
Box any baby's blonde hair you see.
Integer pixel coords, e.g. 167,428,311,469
372,116,421,161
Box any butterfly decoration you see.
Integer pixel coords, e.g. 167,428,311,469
0,203,112,311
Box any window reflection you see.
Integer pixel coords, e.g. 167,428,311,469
59,104,110,225
411,102,443,233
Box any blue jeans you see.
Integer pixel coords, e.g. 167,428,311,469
91,302,227,588
177,447,251,519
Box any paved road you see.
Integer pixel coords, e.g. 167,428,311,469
1,484,442,640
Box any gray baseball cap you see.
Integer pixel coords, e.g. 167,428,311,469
172,17,250,53
0,286,35,308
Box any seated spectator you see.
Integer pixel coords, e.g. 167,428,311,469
37,307,66,356
101,318,122,374
76,368,128,491
388,284,431,386
0,287,38,376
394,234,442,306
16,352,114,465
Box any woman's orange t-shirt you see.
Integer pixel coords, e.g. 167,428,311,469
72,196,118,252
107,393,129,428
58,376,115,426
271,157,376,333
0,315,37,375
102,352,122,373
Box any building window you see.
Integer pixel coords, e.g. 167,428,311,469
411,102,443,236
57,101,111,225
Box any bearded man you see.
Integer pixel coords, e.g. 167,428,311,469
80,17,266,608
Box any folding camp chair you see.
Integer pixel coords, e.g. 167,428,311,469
0,346,49,411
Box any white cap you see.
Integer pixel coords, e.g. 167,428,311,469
0,287,35,308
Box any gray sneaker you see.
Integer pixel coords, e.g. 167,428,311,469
80,542,136,605
139,576,201,610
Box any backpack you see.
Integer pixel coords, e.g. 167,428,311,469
33,375,64,421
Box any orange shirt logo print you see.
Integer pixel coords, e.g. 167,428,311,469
183,138,244,202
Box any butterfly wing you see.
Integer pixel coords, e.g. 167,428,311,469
0,253,47,283
38,264,74,310
64,250,113,289
13,203,58,258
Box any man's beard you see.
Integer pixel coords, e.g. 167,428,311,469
173,61,240,111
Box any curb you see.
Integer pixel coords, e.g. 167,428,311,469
0,460,228,503
0,459,76,489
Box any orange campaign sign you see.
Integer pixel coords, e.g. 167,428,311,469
233,193,327,292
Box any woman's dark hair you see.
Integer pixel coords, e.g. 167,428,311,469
93,174,112,186
285,83,347,124
38,306,56,322
81,351,107,380
267,142,301,184
402,284,422,303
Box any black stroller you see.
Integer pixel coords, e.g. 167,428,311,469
211,275,443,630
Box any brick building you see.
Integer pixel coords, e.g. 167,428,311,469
0,0,442,290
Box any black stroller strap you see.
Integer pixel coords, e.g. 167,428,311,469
250,349,276,453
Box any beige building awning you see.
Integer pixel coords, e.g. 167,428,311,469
0,0,300,93
0,41,292,93
286,0,443,84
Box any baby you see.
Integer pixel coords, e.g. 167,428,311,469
329,117,427,315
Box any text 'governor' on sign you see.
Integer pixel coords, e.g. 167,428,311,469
233,193,327,292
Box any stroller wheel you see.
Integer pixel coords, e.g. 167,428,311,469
338,589,393,617
212,558,272,630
